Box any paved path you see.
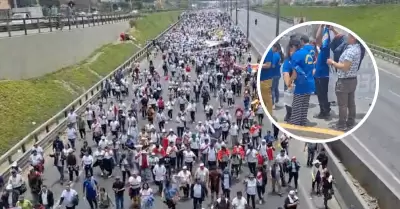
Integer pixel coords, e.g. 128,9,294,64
235,9,400,195
18,17,342,209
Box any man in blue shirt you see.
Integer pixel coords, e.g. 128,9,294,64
314,25,331,118
260,48,274,115
83,174,98,209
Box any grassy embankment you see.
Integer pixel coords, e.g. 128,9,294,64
0,11,181,155
261,5,400,51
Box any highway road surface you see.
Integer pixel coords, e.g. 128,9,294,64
235,9,400,195
17,28,342,209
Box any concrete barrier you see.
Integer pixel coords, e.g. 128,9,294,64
328,140,400,209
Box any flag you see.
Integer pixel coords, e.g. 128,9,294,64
322,26,330,49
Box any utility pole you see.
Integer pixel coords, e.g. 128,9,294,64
235,0,238,25
246,0,249,40
275,0,280,37
230,0,232,18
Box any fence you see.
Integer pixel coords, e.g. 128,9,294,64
252,9,400,65
0,18,180,183
0,14,137,37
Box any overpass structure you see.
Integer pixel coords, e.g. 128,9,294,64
1,8,398,209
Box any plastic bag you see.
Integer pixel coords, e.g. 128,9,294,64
283,88,294,107
328,68,337,102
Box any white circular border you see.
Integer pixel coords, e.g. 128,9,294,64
256,21,380,143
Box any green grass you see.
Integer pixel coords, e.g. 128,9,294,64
261,5,400,51
0,11,180,155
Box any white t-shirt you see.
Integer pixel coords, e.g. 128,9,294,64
82,155,93,165
232,197,247,209
61,189,78,207
128,176,141,189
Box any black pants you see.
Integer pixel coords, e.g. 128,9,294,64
288,172,299,189
87,197,98,209
68,166,79,181
122,170,131,183
248,162,256,175
190,111,195,122
79,129,86,139
247,194,256,209
231,164,240,176
315,77,331,115
223,188,230,199
257,185,266,200
66,206,75,209
307,151,315,166
156,180,164,193
84,165,93,177
193,198,203,209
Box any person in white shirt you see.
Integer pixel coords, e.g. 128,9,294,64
82,152,94,177
140,183,153,206
183,147,196,172
244,174,257,209
8,170,23,191
128,172,141,198
29,150,44,174
177,166,192,198
102,147,113,178
232,191,247,209
67,110,77,128
195,163,209,184
229,122,239,146
246,146,258,175
166,141,178,170
153,160,166,194
84,107,94,129
276,149,290,186
58,183,78,208
199,138,210,165
66,124,77,150
110,120,119,138
32,143,44,157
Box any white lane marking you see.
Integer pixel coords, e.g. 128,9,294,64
380,67,400,79
389,90,400,98
350,133,400,187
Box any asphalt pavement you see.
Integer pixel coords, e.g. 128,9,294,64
18,21,342,209
234,9,400,196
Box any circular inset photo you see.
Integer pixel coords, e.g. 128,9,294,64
257,21,379,142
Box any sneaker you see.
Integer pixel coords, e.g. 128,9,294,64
259,200,262,204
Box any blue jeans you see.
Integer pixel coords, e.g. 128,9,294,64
271,76,280,104
115,195,124,209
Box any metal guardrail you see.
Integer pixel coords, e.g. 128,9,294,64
252,9,400,65
0,18,181,182
0,14,136,36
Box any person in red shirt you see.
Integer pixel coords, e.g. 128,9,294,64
152,144,166,158
161,130,169,151
267,142,275,166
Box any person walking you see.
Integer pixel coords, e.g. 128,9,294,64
190,177,208,209
38,185,54,209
